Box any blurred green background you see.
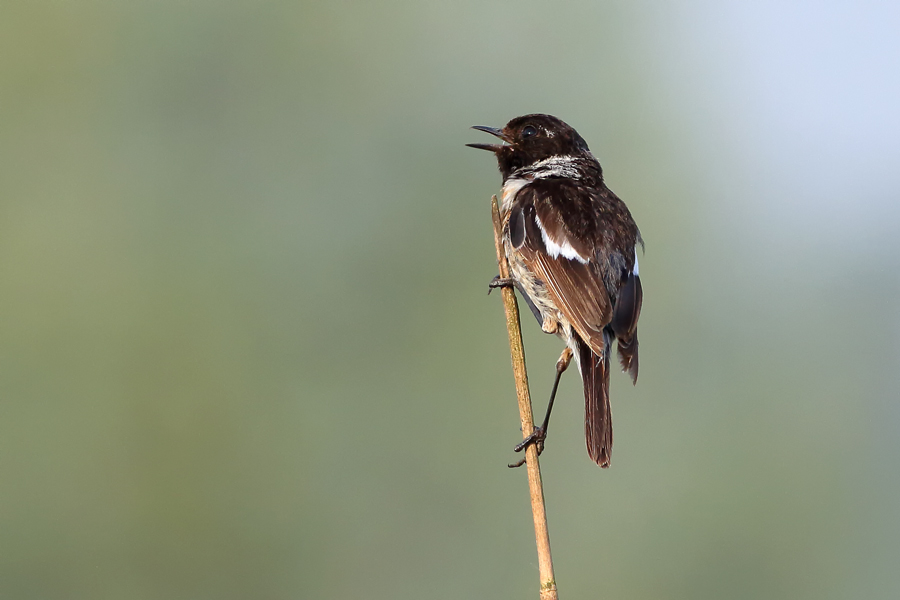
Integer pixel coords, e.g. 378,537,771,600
2,1,899,599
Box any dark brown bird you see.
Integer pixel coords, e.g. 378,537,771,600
469,114,643,468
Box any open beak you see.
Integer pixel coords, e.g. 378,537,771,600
466,125,510,152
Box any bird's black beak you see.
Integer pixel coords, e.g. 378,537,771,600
466,125,510,152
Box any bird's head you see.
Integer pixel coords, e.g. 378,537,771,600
467,114,591,180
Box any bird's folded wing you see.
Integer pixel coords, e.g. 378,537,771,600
510,188,611,356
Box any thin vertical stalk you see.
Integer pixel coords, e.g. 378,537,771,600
490,195,559,600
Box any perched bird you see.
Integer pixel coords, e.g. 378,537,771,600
469,114,643,468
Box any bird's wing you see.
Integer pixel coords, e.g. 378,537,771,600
509,185,611,357
611,272,642,383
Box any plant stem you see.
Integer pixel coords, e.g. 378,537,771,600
490,195,559,600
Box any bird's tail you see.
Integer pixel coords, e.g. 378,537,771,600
577,337,612,468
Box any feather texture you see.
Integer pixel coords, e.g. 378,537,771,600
611,273,642,384
578,338,612,467
475,113,644,468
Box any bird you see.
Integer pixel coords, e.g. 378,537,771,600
468,114,643,468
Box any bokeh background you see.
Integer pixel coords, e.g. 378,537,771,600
2,1,899,599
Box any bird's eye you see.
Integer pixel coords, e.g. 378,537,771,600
521,125,537,138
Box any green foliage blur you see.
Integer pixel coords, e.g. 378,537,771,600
2,2,898,599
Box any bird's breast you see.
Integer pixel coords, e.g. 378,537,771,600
499,177,531,214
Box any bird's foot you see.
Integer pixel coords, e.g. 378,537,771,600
488,276,515,295
507,426,546,468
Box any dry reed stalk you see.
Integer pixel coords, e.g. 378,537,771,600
490,195,558,600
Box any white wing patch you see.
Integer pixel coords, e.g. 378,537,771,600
633,248,639,276
534,212,590,264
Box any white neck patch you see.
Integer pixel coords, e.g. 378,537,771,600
524,155,582,180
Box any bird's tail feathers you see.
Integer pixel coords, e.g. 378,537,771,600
578,337,612,468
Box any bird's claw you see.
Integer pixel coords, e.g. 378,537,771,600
488,276,515,295
507,427,546,468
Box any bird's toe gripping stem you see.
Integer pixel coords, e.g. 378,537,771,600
488,275,516,295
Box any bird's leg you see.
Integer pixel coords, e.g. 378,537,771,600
487,275,516,294
508,347,574,468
